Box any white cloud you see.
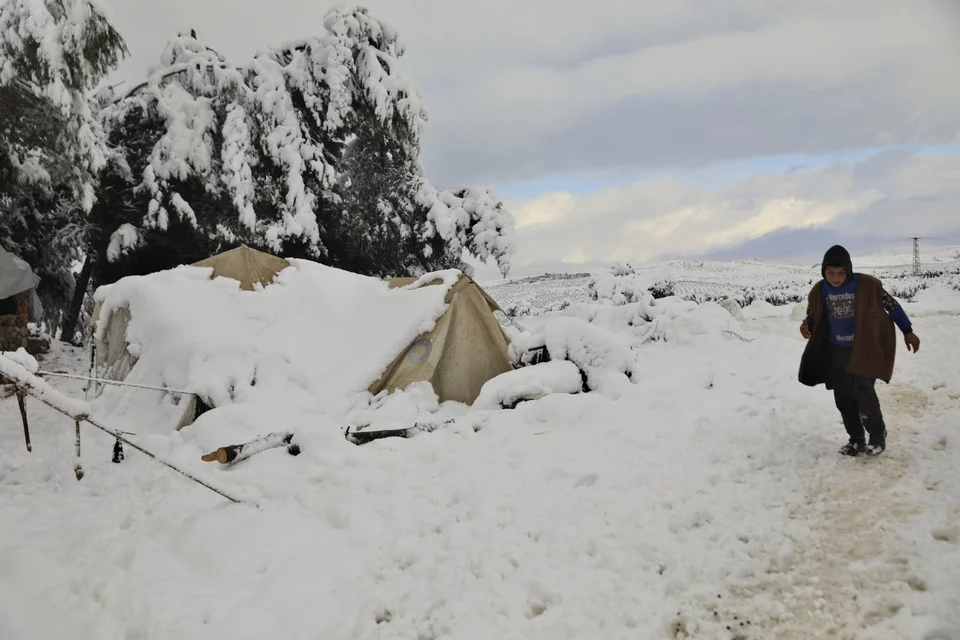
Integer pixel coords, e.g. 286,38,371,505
511,192,576,229
481,151,960,278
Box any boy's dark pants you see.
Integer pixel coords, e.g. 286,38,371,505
831,346,886,444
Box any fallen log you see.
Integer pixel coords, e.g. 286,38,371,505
345,419,454,445
201,432,299,466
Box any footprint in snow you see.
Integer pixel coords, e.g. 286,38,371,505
574,473,598,488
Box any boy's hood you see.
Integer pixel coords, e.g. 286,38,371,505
822,245,854,284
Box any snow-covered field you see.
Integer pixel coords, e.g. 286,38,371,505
486,253,960,316
2,261,960,640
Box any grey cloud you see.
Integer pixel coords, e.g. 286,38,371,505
424,77,959,187
103,0,960,190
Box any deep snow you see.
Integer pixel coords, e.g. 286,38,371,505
1,272,959,640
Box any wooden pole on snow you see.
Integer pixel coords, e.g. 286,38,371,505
16,390,31,452
74,420,84,481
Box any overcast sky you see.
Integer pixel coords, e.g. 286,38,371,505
102,0,960,280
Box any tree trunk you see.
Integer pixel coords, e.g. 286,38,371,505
60,253,96,346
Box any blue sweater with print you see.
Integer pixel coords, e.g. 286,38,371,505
805,275,913,347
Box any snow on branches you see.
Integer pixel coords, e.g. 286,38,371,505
0,0,128,207
416,184,516,277
100,5,514,276
103,6,422,256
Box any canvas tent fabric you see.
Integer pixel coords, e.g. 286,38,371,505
0,246,39,301
190,244,290,291
370,275,512,406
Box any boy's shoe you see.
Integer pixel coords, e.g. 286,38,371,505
839,441,866,456
865,430,887,457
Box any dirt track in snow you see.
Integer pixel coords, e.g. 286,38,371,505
727,385,929,638
716,312,957,640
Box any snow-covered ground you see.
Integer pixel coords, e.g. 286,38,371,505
1,267,959,640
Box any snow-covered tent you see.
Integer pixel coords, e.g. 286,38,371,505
0,246,42,352
89,245,290,386
89,248,512,433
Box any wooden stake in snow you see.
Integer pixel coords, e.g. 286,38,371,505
16,390,31,452
201,432,299,466
74,420,84,481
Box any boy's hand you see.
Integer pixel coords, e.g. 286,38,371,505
800,321,811,340
905,331,921,353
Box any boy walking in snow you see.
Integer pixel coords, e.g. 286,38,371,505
799,245,921,457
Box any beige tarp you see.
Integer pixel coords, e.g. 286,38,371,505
369,274,512,406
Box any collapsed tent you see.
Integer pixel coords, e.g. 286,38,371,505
0,246,43,352
89,246,512,433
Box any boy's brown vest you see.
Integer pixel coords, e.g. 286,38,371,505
798,274,897,388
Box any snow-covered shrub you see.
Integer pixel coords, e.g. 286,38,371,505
504,300,533,318
345,381,444,431
885,279,926,302
545,299,572,313
734,281,806,308
587,266,674,306
508,331,550,369
718,298,744,320
473,361,582,411
614,297,742,345
510,316,637,392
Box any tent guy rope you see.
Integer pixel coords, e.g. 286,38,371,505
0,355,250,507
37,370,195,396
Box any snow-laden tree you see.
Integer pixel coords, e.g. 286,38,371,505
99,5,515,279
0,0,127,336
0,0,127,208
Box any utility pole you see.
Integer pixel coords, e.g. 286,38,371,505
911,237,921,276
